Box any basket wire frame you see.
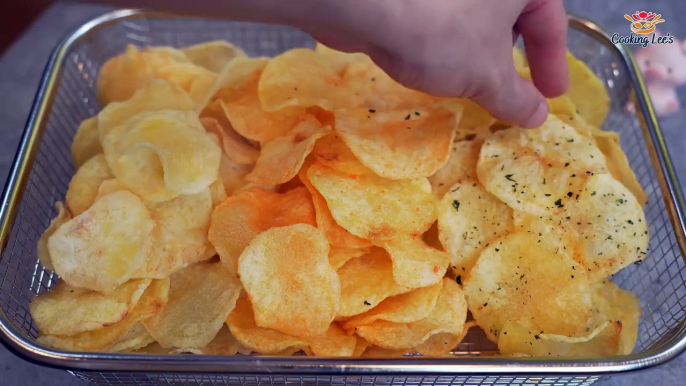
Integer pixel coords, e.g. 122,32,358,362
0,9,685,386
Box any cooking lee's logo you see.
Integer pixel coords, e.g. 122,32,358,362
611,11,674,47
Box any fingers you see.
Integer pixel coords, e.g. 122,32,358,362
518,0,569,97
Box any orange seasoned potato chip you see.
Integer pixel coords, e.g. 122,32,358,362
376,234,450,289
71,116,103,169
182,40,246,73
310,133,372,176
65,154,113,216
337,248,395,318
37,202,70,271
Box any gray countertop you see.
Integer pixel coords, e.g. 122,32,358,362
1,2,685,385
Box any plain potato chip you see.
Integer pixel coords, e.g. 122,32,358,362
66,154,113,216
71,116,103,169
334,107,459,180
308,165,436,240
37,278,169,352
151,61,218,109
376,234,450,289
171,326,246,355
594,132,648,207
337,248,395,318
343,280,443,329
29,279,150,336
109,323,155,353
589,279,641,355
259,48,363,111
464,232,593,342
200,116,259,165
310,133,372,176
48,191,154,293
308,323,357,356
182,41,246,73
329,247,371,270
37,202,70,271
429,140,482,198
414,321,474,357
246,115,331,184
238,224,339,338
96,44,155,106
208,187,316,275
437,181,512,276
498,320,622,357
226,297,309,354
566,52,610,127
477,115,607,216
143,262,242,348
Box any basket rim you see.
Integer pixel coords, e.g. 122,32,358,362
1,8,686,375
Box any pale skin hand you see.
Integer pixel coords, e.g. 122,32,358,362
75,0,569,127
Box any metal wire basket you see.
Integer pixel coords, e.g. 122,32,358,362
1,9,686,386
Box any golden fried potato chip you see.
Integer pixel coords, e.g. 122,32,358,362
343,280,443,329
589,279,641,355
437,181,512,276
151,61,218,109
48,191,154,293
226,297,309,354
376,234,450,289
200,116,259,165
553,173,648,281
308,323,357,356
37,278,169,351
66,154,113,216
334,107,459,180
311,133,372,176
208,176,228,207
246,115,331,185
464,232,592,342
217,153,252,196
96,44,154,106
360,345,408,358
594,132,648,207
307,165,435,240
238,224,339,338
208,187,316,274
415,321,474,357
337,248,395,318
429,140,482,198
498,320,622,357
455,99,496,135
355,278,467,350
314,42,370,74
110,323,155,353
352,335,372,357
259,48,363,111
422,221,444,251
566,52,610,127
329,247,371,270
37,202,70,271
513,48,527,72
171,325,245,355
29,279,150,336
143,262,242,348
477,115,607,216
71,116,103,169
182,41,246,73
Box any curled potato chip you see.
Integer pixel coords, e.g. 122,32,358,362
246,115,331,185
208,187,316,274
37,278,169,352
415,321,474,357
226,297,309,354
594,132,648,207
311,133,372,176
343,279,443,329
334,107,459,180
355,278,467,350
71,117,103,169
200,115,259,165
182,40,246,73
376,234,450,289
429,140,481,198
308,323,357,356
48,191,154,293
238,224,339,338
37,202,70,271
308,165,436,240
143,262,242,348
66,154,113,216
329,247,370,270
337,248,395,318
589,279,641,355
29,279,150,336
259,48,363,111
437,181,512,276
553,173,648,281
566,52,610,127
498,320,622,357
110,323,155,353
464,232,593,342
477,115,607,216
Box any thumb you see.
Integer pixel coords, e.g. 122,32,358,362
472,70,549,128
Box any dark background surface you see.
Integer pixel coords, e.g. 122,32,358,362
0,1,685,385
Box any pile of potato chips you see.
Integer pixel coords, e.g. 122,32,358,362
29,39,648,358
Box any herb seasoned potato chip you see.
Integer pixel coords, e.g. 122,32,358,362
238,224,339,338
37,202,70,271
594,131,648,207
566,52,611,127
308,323,357,357
226,297,308,354
200,115,259,165
437,181,512,276
48,191,154,293
477,115,607,216
308,165,435,240
310,133,372,176
589,279,641,355
337,248,395,318
334,107,459,180
329,246,371,270
66,154,113,216
429,140,482,198
182,40,246,73
208,187,316,274
414,321,474,357
464,232,593,342
30,279,151,336
71,116,103,169
376,234,450,289
143,263,242,348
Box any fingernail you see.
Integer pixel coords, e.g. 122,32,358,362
523,100,549,128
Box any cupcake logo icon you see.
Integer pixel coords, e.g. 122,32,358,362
624,11,665,35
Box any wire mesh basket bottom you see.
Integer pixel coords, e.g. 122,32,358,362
0,10,685,386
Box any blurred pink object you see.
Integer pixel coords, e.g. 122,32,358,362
634,33,686,116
